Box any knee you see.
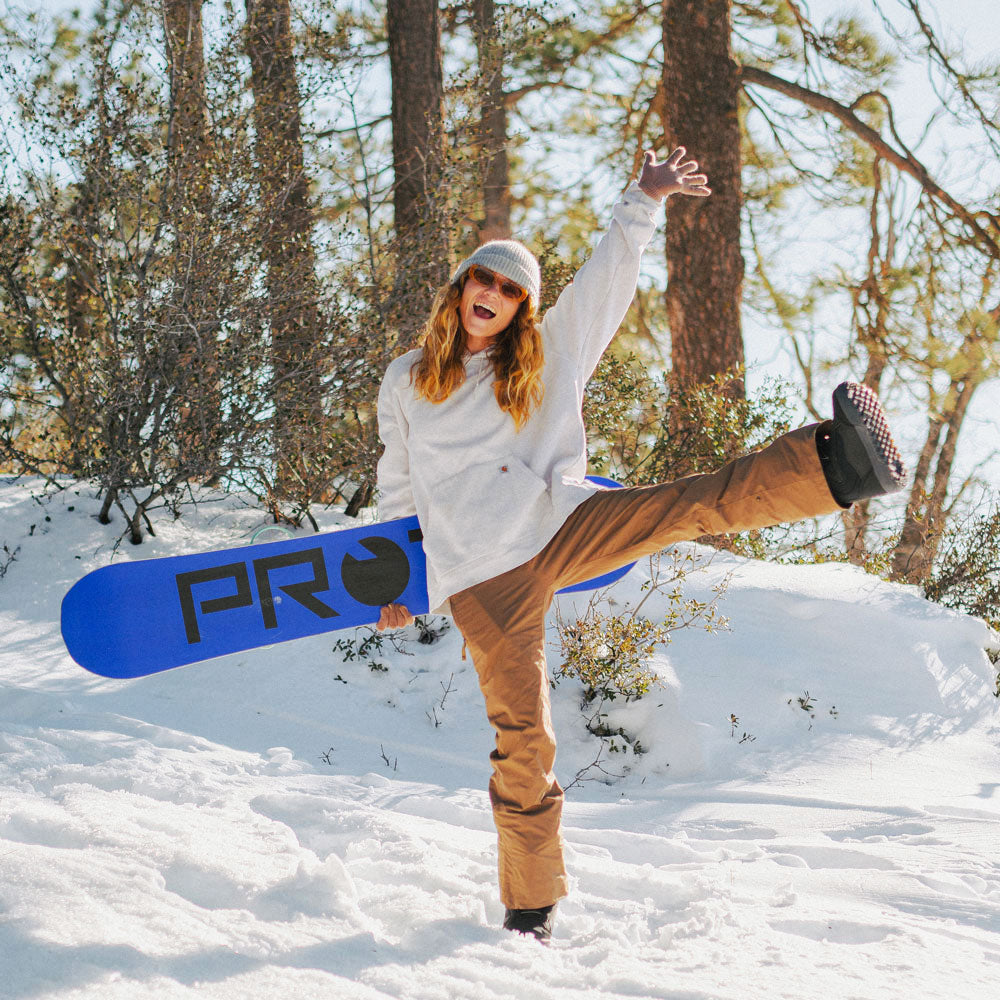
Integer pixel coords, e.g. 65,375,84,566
491,737,561,813
476,633,550,720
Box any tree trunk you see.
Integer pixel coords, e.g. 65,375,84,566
62,176,98,473
163,0,219,480
244,0,324,496
163,0,212,187
661,0,745,398
891,376,977,583
386,0,450,347
472,0,511,241
841,158,893,563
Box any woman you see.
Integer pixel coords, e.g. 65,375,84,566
374,147,905,941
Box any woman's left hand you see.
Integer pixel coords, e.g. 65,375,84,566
637,146,711,201
376,602,415,632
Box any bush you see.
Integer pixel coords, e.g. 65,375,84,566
0,4,385,538
924,499,1000,631
584,357,794,485
553,547,730,760
555,611,665,706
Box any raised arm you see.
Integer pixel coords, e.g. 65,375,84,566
541,147,710,380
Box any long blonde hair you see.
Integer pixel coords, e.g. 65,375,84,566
410,278,545,430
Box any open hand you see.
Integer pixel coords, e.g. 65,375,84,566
376,602,414,632
638,147,711,201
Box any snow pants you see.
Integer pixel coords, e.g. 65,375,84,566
449,423,843,910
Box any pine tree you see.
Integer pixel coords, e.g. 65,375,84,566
661,0,745,399
386,0,451,347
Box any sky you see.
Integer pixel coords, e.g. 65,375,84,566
739,0,1000,493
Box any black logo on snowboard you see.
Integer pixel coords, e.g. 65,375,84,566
341,537,410,608
175,535,413,644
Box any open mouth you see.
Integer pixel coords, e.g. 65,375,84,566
473,304,496,320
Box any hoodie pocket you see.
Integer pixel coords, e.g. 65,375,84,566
422,456,552,573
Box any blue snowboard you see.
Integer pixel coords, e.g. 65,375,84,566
61,477,636,678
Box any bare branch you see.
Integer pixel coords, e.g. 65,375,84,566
739,63,1000,257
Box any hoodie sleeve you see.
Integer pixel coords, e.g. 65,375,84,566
375,365,417,522
541,181,661,381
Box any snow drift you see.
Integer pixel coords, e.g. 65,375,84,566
1,478,998,999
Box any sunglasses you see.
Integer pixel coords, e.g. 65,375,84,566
466,265,528,303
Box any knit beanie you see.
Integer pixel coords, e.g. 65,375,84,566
451,239,541,306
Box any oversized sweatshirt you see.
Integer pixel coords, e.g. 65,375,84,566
375,181,661,612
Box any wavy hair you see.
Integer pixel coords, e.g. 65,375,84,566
410,278,545,430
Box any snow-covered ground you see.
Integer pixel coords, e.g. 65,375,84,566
1,477,999,1000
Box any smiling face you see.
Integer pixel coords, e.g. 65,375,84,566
459,269,524,353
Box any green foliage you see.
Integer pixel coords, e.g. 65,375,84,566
923,500,1000,631
584,355,795,486
735,524,900,576
555,612,664,706
787,691,839,730
0,542,20,581
535,238,582,314
0,1,391,534
580,350,653,476
333,628,389,673
554,547,730,757
331,616,450,675
987,648,1000,699
641,370,795,484
0,0,997,593
414,615,451,645
728,714,756,744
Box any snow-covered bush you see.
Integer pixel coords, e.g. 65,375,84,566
553,548,730,758
924,498,1000,632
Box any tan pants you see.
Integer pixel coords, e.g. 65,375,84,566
449,424,842,909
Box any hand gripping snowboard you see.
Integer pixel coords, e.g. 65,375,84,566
62,477,636,678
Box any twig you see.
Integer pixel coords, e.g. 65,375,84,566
564,744,627,791
379,744,398,772
438,672,455,710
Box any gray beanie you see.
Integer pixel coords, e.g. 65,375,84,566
451,239,541,305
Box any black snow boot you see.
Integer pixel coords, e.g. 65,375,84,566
503,904,556,943
818,381,907,505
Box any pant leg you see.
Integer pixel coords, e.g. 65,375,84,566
450,569,567,911
449,423,838,909
537,423,842,590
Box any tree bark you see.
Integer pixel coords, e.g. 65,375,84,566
386,0,450,347
244,0,324,494
163,0,219,479
661,0,745,398
472,0,511,241
163,0,211,190
841,158,893,564
891,376,977,583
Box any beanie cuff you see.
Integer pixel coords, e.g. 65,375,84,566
452,240,541,305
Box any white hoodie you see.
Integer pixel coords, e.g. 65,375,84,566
376,181,661,612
